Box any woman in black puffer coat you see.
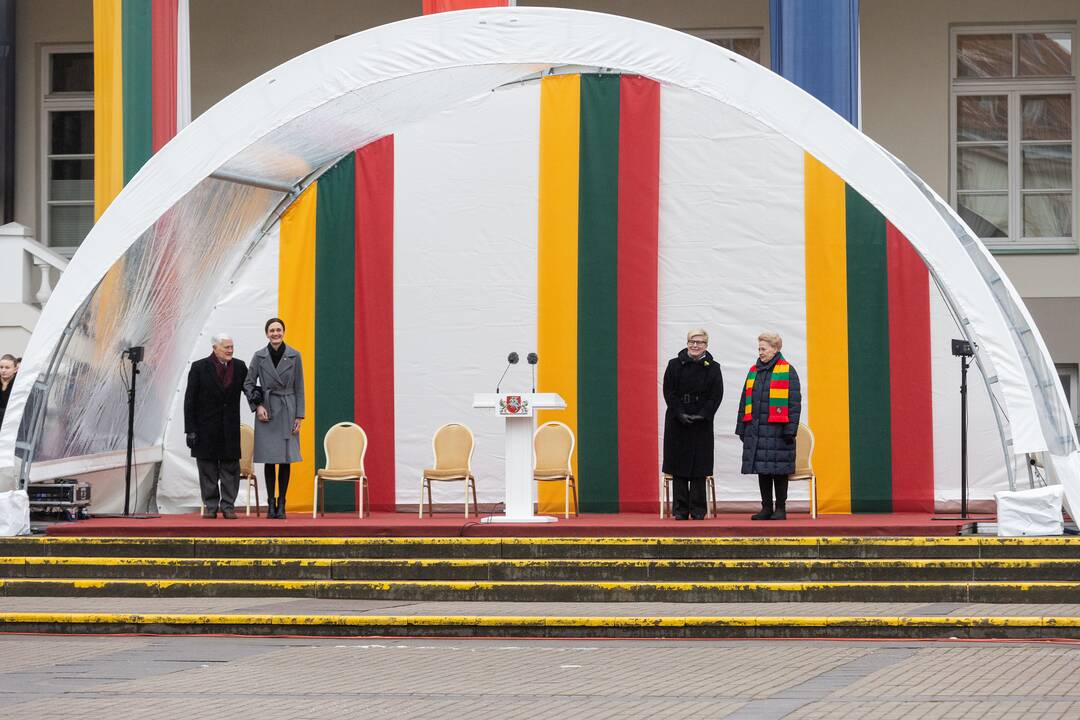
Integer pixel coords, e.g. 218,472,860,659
662,329,724,520
736,331,801,520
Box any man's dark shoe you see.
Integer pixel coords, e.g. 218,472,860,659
769,507,787,520
690,515,706,520
221,508,238,520
673,514,689,520
201,508,217,519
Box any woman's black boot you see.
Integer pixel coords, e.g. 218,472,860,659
752,475,774,519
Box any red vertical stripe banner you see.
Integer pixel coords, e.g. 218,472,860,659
422,0,509,13
616,76,661,513
886,222,935,511
150,0,178,152
354,136,396,511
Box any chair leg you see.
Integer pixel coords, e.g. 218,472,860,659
471,478,478,518
312,478,318,519
811,476,817,519
364,481,371,518
464,478,470,519
572,478,579,517
245,477,251,517
427,482,434,518
358,478,364,519
320,482,326,518
254,477,261,518
419,475,425,518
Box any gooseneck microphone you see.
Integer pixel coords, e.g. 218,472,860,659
495,352,520,393
527,352,538,393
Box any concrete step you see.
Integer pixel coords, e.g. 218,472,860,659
4,556,1080,582
3,610,1077,639
6,536,1080,559
2,577,1079,603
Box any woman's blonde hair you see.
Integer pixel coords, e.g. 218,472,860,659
758,331,782,350
686,328,709,343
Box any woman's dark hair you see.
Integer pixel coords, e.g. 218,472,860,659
265,318,286,334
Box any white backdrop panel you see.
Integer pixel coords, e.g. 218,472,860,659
393,84,540,505
658,86,808,502
157,227,280,513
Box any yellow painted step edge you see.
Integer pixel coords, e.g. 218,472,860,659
0,612,1078,629
2,579,1080,590
4,557,1080,569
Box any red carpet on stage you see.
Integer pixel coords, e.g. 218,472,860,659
43,511,986,537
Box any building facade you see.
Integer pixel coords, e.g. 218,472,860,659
4,0,1078,433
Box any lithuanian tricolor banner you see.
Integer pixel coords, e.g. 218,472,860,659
94,0,190,218
277,138,396,513
805,154,934,514
537,74,660,514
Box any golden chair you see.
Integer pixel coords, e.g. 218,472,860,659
419,423,478,518
313,422,369,518
533,421,578,519
788,423,817,519
660,474,717,519
240,423,260,517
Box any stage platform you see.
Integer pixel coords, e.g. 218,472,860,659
41,511,989,538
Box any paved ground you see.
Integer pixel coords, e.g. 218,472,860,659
0,634,1078,719
4,597,1080,617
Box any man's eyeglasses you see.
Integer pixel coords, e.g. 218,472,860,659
687,340,707,346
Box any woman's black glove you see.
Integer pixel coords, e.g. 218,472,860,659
185,432,197,449
677,413,694,426
248,387,264,406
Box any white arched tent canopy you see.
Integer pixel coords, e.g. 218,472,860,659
1,7,1077,513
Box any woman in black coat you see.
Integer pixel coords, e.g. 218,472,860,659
662,329,724,520
736,331,802,520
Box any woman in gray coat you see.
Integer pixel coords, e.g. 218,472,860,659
244,317,305,518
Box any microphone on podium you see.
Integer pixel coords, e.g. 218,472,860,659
527,352,538,393
496,352,520,393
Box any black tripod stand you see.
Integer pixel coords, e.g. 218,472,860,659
122,346,144,517
933,339,975,523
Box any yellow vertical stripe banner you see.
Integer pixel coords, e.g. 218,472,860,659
278,186,318,512
93,0,124,220
804,153,851,514
536,74,580,514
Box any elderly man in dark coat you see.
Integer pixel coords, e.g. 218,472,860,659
662,329,725,520
736,331,802,520
184,333,248,519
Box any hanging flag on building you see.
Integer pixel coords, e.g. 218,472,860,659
94,0,191,219
422,0,511,15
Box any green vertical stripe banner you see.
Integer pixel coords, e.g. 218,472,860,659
845,186,893,512
577,74,620,513
315,154,357,512
121,0,152,183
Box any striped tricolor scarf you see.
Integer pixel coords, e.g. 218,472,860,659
742,355,790,423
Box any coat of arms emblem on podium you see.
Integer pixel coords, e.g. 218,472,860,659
498,395,529,416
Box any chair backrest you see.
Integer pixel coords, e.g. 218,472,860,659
323,422,367,472
432,423,474,471
534,421,574,474
239,423,255,476
794,423,814,476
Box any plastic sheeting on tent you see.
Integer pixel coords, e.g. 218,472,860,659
1,7,1077,515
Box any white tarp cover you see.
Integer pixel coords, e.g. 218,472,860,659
2,8,1076,514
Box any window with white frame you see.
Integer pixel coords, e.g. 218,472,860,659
950,26,1076,252
683,28,765,66
1059,363,1080,432
41,45,94,255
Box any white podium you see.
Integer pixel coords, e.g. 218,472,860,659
473,392,566,523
